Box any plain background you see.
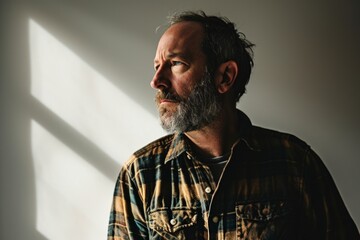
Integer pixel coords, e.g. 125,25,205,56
1,0,359,239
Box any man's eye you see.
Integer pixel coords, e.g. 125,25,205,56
172,61,184,66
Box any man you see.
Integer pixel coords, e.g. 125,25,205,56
108,11,359,239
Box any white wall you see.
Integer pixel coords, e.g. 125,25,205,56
1,0,359,239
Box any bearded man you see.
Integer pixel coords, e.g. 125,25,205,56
108,11,359,240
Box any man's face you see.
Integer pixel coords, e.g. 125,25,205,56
151,22,221,132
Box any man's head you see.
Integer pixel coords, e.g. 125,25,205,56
168,11,255,101
151,11,254,133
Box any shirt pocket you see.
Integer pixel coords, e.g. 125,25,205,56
236,200,293,240
148,208,203,240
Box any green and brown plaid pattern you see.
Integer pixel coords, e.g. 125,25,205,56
108,111,359,239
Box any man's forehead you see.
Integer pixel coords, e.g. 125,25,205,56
155,22,204,59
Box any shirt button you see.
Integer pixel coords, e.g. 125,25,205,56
205,187,212,194
212,216,219,223
170,218,177,225
262,208,270,215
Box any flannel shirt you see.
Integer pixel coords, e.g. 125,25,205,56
108,110,359,239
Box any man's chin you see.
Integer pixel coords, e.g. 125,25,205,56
160,118,175,133
158,104,177,117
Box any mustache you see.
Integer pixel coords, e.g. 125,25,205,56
156,90,182,102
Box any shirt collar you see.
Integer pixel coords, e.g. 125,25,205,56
236,110,262,152
164,132,191,164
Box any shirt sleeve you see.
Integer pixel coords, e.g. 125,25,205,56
107,164,148,240
301,148,359,239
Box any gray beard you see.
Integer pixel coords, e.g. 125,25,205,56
159,72,222,133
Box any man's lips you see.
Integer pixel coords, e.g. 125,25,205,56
156,91,181,105
159,98,178,104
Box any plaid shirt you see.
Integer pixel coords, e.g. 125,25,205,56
108,110,359,239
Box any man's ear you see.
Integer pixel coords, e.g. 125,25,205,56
214,60,238,94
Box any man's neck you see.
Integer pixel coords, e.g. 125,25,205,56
184,108,240,158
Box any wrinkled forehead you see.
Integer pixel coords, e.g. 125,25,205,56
155,22,204,58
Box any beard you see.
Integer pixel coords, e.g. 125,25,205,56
155,71,222,133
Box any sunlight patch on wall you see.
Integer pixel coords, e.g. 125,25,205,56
29,19,163,240
31,120,113,240
29,19,163,164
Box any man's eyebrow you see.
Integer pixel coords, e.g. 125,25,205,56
167,52,182,58
154,52,185,64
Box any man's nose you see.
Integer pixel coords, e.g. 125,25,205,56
150,65,170,90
